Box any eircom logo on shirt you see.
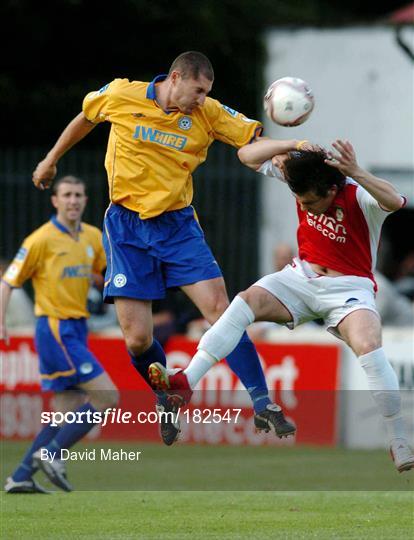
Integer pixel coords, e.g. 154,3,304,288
307,213,347,243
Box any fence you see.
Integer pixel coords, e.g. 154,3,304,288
0,143,259,297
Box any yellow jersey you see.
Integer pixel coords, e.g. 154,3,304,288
82,75,262,219
2,217,106,319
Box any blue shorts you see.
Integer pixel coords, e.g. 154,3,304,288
35,317,104,392
103,204,222,301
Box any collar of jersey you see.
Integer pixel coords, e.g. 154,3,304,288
147,73,177,115
51,215,82,235
146,74,168,99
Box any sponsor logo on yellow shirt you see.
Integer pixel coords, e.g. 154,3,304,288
61,265,92,278
132,125,187,150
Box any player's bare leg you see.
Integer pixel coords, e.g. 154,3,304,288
338,309,414,472
115,298,154,356
79,371,119,411
115,297,181,445
239,285,293,324
181,277,230,324
53,389,88,414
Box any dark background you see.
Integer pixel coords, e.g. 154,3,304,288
1,0,408,145
1,0,411,299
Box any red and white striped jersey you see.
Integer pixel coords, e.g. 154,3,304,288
259,160,406,286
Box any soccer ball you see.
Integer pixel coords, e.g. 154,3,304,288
264,77,315,127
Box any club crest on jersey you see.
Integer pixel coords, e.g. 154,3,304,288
335,207,344,222
178,116,192,130
86,245,94,258
80,362,93,375
114,273,127,288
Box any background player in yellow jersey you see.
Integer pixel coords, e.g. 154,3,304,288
32,51,295,444
1,176,119,493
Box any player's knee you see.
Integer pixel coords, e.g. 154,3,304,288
90,388,120,411
105,388,120,409
239,289,252,304
239,289,261,314
204,296,230,323
125,333,153,356
354,337,381,357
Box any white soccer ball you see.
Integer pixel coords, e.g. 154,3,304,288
264,77,315,127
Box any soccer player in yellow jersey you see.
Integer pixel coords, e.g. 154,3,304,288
32,51,294,445
1,176,119,493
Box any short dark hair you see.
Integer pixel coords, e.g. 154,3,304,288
283,149,346,197
53,175,86,195
168,51,214,81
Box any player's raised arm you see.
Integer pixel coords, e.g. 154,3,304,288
326,140,404,212
238,138,311,170
32,112,96,190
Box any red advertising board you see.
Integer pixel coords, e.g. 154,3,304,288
1,335,340,445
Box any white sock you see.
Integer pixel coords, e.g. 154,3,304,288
184,296,255,390
184,350,217,389
359,347,405,442
197,295,255,360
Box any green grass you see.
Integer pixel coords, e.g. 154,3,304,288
2,441,413,491
1,491,413,539
1,442,413,539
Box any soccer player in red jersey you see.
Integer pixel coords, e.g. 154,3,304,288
149,138,414,473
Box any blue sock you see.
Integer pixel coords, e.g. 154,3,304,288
226,331,272,413
43,403,98,453
129,339,168,405
12,424,60,481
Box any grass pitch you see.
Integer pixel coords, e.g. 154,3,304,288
1,441,413,539
2,490,413,539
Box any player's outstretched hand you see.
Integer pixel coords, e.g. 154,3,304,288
325,140,361,178
32,158,57,190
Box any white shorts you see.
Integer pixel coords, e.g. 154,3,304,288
253,258,379,339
